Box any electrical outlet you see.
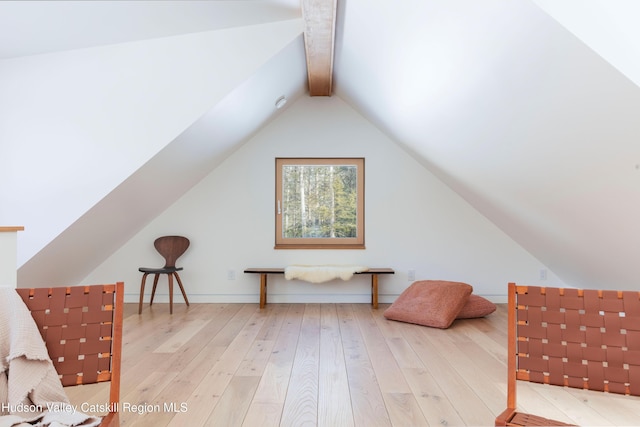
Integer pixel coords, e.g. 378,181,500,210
539,269,547,281
408,269,416,281
227,269,236,280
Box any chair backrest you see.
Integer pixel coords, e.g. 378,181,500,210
154,235,190,268
498,283,640,426
15,282,124,410
511,283,640,396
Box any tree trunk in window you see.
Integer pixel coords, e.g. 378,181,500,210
330,166,336,237
300,166,306,237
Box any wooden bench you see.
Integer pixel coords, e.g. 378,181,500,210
244,267,394,309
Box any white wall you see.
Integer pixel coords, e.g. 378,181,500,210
84,96,564,304
0,228,22,287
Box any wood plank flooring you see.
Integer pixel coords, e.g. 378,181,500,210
65,303,640,426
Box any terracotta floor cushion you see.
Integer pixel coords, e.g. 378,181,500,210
457,294,496,319
383,280,473,328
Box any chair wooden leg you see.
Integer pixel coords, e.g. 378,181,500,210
495,407,516,426
168,273,174,315
174,272,189,306
100,411,120,427
139,273,149,314
150,274,160,306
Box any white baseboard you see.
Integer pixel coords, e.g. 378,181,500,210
127,292,508,304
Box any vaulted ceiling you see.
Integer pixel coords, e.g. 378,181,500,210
2,0,640,290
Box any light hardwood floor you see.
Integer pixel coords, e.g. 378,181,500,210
66,302,640,426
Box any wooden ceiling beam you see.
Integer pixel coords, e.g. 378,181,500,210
302,0,337,96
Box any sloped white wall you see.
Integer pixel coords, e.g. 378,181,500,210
0,19,303,267
334,0,640,291
84,96,564,303
533,0,640,89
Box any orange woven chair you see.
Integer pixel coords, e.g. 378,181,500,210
496,283,640,426
138,235,190,314
16,282,124,427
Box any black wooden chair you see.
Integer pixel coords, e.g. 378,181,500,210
138,235,190,314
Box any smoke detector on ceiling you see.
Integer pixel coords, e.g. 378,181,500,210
275,95,287,109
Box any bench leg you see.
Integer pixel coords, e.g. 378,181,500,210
260,273,268,309
371,274,379,309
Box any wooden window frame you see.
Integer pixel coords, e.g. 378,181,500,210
275,157,365,249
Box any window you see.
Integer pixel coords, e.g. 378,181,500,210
275,157,365,249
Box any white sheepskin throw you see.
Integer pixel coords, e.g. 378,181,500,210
285,265,369,283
